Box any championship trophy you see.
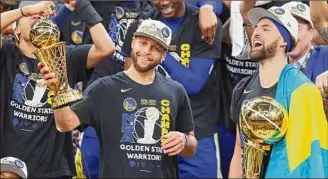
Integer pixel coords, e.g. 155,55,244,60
30,19,82,109
137,107,160,144
239,96,288,178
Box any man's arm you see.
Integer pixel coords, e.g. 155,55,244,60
229,125,242,178
74,1,115,69
222,19,231,44
1,9,23,33
316,70,328,97
240,0,256,45
161,53,214,95
0,1,55,48
190,1,223,44
180,131,197,157
86,23,115,69
161,130,197,158
54,107,81,132
310,1,328,43
39,63,104,132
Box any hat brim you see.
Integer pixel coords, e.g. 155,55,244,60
290,14,314,28
133,32,169,50
18,1,40,9
248,7,282,27
0,164,27,178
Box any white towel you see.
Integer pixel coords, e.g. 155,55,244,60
230,1,272,60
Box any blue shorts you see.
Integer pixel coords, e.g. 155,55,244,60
217,125,236,179
178,133,222,178
79,127,100,179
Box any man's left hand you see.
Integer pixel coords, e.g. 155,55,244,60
316,70,328,97
199,5,217,44
161,131,186,156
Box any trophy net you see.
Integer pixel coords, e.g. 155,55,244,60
34,42,83,109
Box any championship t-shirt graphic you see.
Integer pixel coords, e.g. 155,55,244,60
120,97,171,172
10,62,52,132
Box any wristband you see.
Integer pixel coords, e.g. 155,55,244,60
183,133,189,147
20,8,27,17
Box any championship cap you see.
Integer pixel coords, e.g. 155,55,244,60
282,1,313,28
18,1,39,8
0,157,28,178
134,19,172,50
248,6,298,50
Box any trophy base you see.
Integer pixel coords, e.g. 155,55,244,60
52,88,83,109
137,138,157,144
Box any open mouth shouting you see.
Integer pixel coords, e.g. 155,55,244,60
252,37,264,50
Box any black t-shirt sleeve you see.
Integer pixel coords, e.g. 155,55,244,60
0,39,16,67
192,18,222,59
230,84,240,124
71,78,106,128
66,44,92,87
121,20,142,58
230,77,250,124
88,58,122,86
175,83,194,133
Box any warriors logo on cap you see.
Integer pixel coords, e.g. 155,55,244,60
15,160,24,169
274,8,285,15
296,4,306,12
162,27,170,38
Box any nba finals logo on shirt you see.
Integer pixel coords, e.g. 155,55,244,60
11,66,53,132
120,97,172,172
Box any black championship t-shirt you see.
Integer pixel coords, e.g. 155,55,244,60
216,1,289,132
122,4,222,139
230,71,277,124
0,39,91,178
216,43,258,131
71,72,194,178
230,71,277,177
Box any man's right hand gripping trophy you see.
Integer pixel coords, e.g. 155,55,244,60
30,15,82,109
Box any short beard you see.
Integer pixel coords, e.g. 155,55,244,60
131,50,159,73
250,39,279,62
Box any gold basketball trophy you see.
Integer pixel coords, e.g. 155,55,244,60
30,19,82,109
239,96,288,178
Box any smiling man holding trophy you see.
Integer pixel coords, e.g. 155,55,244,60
0,0,115,177
229,6,328,178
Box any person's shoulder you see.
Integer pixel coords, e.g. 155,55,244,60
1,39,16,51
186,4,200,20
98,72,124,85
156,73,184,91
313,45,328,54
234,76,251,90
232,73,256,97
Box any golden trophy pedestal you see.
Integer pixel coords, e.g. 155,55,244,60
30,19,83,109
239,96,288,178
52,88,83,109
